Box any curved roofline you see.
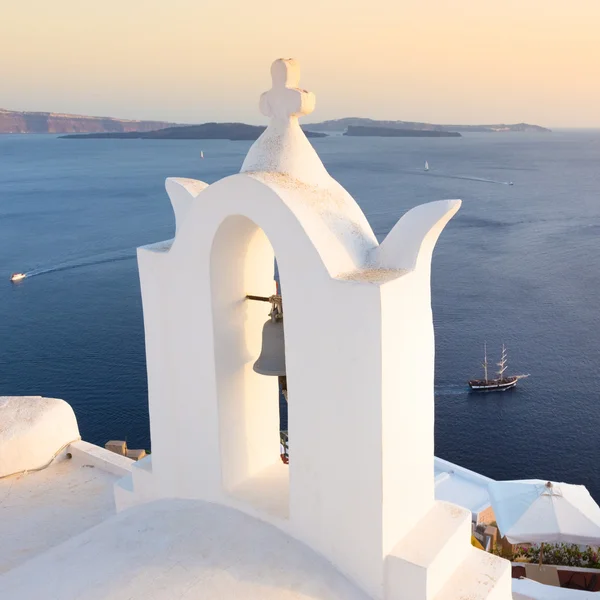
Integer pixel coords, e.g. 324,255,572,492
142,175,460,286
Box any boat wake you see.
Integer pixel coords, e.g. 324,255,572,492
22,248,137,280
435,384,469,396
423,172,514,185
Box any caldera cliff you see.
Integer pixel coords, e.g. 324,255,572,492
0,109,177,134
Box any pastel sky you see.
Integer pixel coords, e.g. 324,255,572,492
2,0,599,127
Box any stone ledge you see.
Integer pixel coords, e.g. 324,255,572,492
69,440,133,477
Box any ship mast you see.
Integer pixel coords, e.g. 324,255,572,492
483,342,488,381
497,344,508,381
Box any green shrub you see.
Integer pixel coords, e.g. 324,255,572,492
513,544,600,568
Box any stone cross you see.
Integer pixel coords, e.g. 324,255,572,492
259,58,316,121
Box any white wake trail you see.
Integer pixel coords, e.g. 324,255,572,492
23,249,137,279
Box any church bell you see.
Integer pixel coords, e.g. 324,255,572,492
252,295,286,377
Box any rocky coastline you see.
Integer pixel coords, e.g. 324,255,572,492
0,108,175,134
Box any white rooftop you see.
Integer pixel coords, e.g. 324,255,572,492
0,498,370,600
0,396,498,599
0,455,119,574
434,456,494,518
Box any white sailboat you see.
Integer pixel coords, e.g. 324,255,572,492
200,150,204,159
424,161,429,172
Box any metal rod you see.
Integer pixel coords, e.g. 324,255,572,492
246,294,282,303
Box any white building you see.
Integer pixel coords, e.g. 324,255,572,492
0,59,511,600
435,456,496,524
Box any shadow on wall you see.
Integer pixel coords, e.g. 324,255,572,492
210,215,289,516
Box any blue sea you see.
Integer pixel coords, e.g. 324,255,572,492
1,131,599,498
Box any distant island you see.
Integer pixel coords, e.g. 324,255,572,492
1,108,551,136
60,123,327,141
304,118,551,134
344,126,461,138
0,108,176,134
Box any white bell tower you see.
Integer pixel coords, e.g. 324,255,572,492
115,58,511,600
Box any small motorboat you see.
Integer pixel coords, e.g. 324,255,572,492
10,272,26,282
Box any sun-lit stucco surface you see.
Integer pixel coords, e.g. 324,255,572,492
0,457,119,575
0,498,371,600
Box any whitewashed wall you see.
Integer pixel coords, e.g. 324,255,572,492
124,59,511,600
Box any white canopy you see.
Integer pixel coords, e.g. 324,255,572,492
488,479,600,545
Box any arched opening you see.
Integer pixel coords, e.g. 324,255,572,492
210,215,289,519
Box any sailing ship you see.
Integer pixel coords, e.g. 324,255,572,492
468,343,527,392
424,161,429,172
200,150,204,159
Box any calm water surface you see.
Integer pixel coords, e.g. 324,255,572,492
1,132,599,498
